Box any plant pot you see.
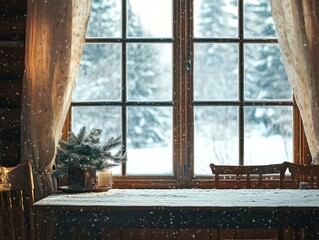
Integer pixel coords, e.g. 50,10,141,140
68,168,96,189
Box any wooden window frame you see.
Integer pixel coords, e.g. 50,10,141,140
62,0,310,189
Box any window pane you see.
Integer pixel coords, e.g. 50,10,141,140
244,44,292,100
73,44,121,101
72,106,122,175
87,0,121,38
127,43,172,101
244,0,276,38
127,107,173,175
244,106,293,165
194,106,239,176
194,43,238,100
72,106,121,143
127,0,172,38
194,0,238,38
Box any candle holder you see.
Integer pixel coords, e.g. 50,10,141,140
97,170,113,188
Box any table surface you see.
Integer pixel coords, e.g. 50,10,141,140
34,188,319,208
33,188,319,238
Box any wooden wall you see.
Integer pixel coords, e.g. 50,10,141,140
0,0,26,166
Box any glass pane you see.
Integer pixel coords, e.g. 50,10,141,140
128,0,172,38
194,106,239,176
127,43,172,101
72,106,121,143
72,106,122,175
194,43,238,100
87,0,121,38
194,0,238,38
73,44,121,101
244,0,276,38
244,44,292,100
244,106,293,165
127,107,173,175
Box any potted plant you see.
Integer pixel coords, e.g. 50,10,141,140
52,127,126,189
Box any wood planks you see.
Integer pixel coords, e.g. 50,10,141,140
0,0,26,166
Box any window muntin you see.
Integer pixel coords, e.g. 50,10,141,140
70,0,293,185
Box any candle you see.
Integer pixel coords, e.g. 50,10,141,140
97,171,112,188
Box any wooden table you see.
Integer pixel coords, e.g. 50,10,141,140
33,189,319,239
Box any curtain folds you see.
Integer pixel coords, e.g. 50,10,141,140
270,0,319,164
21,0,91,200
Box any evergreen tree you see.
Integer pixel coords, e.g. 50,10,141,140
53,127,126,178
195,0,292,165
195,0,238,103
72,0,122,143
244,1,292,138
126,3,171,148
73,0,121,101
195,0,238,165
73,0,171,148
196,0,237,37
244,0,290,100
87,0,121,38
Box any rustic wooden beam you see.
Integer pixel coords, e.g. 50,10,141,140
0,0,25,167
0,41,25,76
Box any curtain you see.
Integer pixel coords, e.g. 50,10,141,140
21,0,91,200
270,0,319,164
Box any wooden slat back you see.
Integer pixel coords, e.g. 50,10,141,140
287,162,319,189
0,160,35,240
210,162,288,189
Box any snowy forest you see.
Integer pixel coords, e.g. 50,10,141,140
71,0,292,176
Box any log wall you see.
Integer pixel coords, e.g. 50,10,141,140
0,0,26,166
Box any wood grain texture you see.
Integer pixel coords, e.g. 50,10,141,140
0,41,24,76
0,0,25,167
209,163,288,189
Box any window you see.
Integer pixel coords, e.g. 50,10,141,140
68,0,294,187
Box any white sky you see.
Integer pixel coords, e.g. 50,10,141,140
130,0,172,37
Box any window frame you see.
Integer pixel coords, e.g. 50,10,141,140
62,0,310,189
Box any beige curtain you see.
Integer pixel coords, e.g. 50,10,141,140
270,0,319,164
21,0,91,200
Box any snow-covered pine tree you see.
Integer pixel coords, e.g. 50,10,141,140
52,127,126,179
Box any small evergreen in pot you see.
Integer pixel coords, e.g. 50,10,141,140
52,127,126,189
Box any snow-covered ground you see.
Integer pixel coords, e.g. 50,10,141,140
111,135,292,177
